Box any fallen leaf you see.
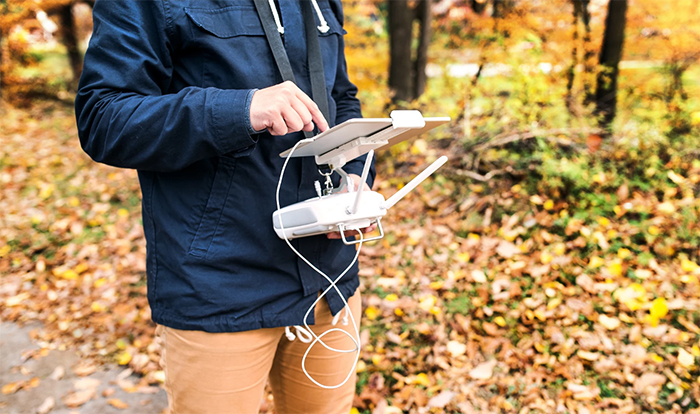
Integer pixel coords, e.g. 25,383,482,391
469,360,497,380
427,390,455,409
49,366,65,381
678,348,695,368
73,362,96,377
107,399,129,409
74,377,100,391
36,397,55,414
446,340,466,357
598,315,621,330
63,389,95,408
496,241,520,258
633,373,666,396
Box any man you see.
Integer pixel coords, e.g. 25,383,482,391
75,1,374,412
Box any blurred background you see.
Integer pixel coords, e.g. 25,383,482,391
2,0,700,413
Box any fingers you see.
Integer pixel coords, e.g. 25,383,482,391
326,223,378,240
249,81,329,135
293,87,328,132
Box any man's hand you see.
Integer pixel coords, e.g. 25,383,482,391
250,81,329,136
327,174,378,240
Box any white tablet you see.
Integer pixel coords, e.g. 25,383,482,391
279,111,450,166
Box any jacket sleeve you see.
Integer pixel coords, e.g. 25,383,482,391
75,0,258,172
329,0,376,188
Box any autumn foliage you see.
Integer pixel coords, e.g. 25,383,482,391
2,1,700,413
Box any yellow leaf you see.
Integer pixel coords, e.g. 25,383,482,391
547,298,562,310
614,283,647,311
648,225,661,236
0,245,10,257
544,200,554,210
385,294,398,302
456,252,470,263
649,297,668,321
467,233,480,241
411,373,430,387
350,408,360,414
593,172,606,184
678,348,695,368
607,262,623,278
93,278,107,288
429,281,444,290
430,306,442,315
117,209,129,218
681,259,699,273
356,360,366,373
597,217,610,227
589,256,605,268
649,353,664,363
116,352,131,366
553,243,566,256
540,251,553,265
68,196,80,207
74,262,89,274
617,248,632,260
371,354,384,365
598,315,621,330
364,306,379,321
419,295,436,312
394,308,404,317
494,316,506,327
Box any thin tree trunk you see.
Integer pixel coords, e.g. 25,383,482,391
413,0,431,99
388,1,414,103
566,0,580,112
581,0,595,104
471,0,487,14
0,29,4,100
595,0,628,134
58,2,82,89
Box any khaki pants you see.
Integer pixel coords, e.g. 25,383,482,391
157,292,361,414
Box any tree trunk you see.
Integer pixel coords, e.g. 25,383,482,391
58,3,82,89
580,0,595,104
566,0,580,111
413,0,431,99
471,0,487,14
0,29,4,100
595,0,628,134
388,1,414,103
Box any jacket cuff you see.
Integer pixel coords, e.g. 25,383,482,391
211,88,259,156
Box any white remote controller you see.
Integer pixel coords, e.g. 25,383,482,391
273,150,448,244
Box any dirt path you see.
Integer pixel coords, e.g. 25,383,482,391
0,322,168,414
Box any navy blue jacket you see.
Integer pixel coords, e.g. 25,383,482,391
75,0,374,333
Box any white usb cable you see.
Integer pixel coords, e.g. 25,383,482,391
275,138,363,389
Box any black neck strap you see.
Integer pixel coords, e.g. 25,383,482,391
253,0,331,131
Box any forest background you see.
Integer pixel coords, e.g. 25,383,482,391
1,0,700,413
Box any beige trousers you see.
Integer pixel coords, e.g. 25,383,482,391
157,292,361,414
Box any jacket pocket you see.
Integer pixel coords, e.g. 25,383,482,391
184,5,265,38
188,157,237,258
